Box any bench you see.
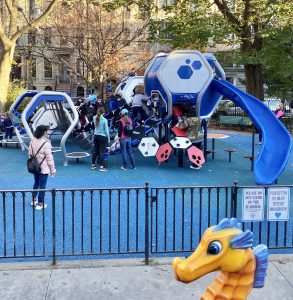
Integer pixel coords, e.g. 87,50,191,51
218,115,252,130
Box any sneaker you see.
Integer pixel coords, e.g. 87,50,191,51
35,203,47,210
131,166,136,170
91,164,97,170
120,166,127,170
99,167,108,172
190,165,202,170
31,198,38,206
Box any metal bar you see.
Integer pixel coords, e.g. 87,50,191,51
99,190,102,252
190,188,194,249
12,192,16,257
72,191,75,255
22,192,26,256
164,189,167,252
144,182,149,265
81,190,84,254
90,190,93,254
127,189,130,252
52,189,56,265
118,190,121,253
136,190,139,252
62,191,65,255
181,188,184,250
109,190,112,253
173,189,175,251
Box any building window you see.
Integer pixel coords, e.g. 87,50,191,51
31,57,37,78
44,58,52,78
28,30,36,45
76,59,85,76
44,28,52,45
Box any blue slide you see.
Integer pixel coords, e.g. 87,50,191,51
208,79,292,185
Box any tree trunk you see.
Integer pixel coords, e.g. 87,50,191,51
0,44,15,110
244,63,264,101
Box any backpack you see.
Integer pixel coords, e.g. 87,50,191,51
27,141,47,174
124,122,133,136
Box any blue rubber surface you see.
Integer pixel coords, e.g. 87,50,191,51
0,130,292,260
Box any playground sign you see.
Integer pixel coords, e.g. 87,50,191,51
267,187,290,221
242,188,265,222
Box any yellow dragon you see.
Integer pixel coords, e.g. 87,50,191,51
173,218,268,300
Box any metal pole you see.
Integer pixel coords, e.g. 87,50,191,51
52,188,56,265
251,127,255,171
144,182,149,265
231,181,238,218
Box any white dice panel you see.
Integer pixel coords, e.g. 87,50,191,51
170,137,192,149
138,137,159,157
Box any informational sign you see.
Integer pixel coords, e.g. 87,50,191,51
242,188,265,221
268,187,290,221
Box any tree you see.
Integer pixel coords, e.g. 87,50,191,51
0,0,59,109
261,24,293,101
150,0,292,100
52,0,152,96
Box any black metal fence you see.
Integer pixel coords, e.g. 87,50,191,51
0,183,292,265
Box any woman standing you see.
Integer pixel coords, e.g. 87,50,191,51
29,125,56,210
91,107,110,171
118,109,136,170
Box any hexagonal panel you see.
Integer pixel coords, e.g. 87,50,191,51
138,137,159,157
170,137,192,149
177,65,193,80
187,146,205,167
191,60,202,70
156,143,172,163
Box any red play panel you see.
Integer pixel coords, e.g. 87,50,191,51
171,126,187,137
156,143,173,163
187,146,205,167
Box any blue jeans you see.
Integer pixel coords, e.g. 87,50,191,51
120,137,135,168
32,173,48,204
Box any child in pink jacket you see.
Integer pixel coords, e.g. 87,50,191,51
28,125,56,210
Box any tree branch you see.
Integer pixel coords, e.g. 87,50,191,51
11,0,59,42
214,0,241,28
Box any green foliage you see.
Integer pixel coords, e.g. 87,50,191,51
261,25,293,100
5,81,26,112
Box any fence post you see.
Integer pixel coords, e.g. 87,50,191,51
52,188,56,265
144,182,150,265
231,181,238,218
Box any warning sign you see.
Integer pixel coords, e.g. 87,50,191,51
268,187,290,221
242,188,265,222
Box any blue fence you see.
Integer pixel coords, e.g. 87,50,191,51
0,183,292,264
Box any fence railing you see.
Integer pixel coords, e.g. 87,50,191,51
0,183,292,265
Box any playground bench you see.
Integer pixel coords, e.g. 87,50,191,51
217,115,252,130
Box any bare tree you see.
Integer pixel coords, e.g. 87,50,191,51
52,0,152,96
0,0,59,108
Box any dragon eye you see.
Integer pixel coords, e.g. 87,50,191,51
207,241,222,255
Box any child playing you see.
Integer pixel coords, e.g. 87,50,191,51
3,112,13,142
107,134,120,154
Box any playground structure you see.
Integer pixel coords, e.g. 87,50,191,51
8,90,90,166
6,50,292,184
141,50,291,185
114,75,144,104
173,218,268,300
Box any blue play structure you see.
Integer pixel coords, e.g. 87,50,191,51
144,50,292,185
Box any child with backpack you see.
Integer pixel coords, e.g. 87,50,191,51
118,109,136,170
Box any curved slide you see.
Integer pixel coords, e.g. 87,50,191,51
208,79,292,185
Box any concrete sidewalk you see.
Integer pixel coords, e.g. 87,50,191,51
0,257,292,300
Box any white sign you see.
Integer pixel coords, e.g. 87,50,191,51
268,187,290,221
242,188,265,221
